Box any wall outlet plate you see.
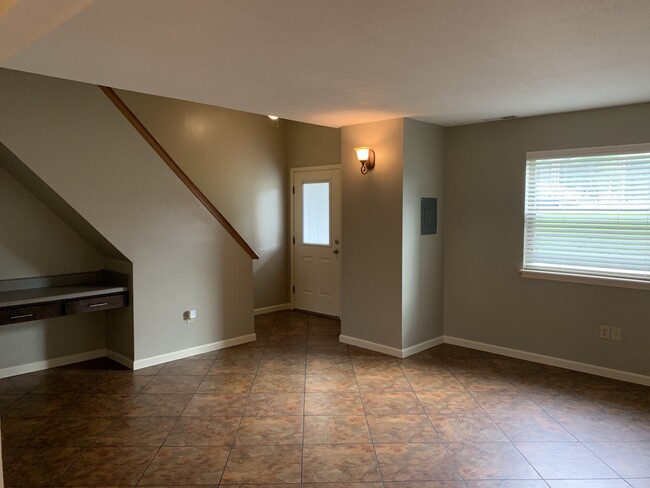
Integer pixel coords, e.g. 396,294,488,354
611,326,622,342
599,325,611,340
183,310,197,322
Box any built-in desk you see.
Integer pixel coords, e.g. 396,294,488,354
0,271,129,326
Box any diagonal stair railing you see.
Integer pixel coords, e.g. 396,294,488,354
100,86,258,260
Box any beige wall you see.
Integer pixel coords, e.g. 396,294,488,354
341,118,404,349
287,120,341,168
445,102,650,375
0,163,106,370
103,257,134,360
0,69,254,363
340,117,446,353
402,119,445,348
115,90,288,310
0,165,103,278
0,142,126,261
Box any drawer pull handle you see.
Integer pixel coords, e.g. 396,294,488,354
10,313,34,320
88,302,109,308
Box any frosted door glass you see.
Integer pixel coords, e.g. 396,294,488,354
303,182,330,245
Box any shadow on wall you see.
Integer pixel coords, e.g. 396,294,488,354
112,89,288,311
252,184,287,307
0,69,255,369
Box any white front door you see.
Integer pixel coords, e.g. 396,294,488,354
292,167,341,317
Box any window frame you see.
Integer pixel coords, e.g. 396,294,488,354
521,143,650,291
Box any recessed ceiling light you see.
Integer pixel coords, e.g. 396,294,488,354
267,115,279,121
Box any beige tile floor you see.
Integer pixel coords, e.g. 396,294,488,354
1,310,650,487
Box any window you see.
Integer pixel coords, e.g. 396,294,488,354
523,144,650,287
302,181,330,245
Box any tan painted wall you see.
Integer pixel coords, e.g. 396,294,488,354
0,165,103,278
0,164,106,369
0,142,126,261
0,69,254,363
103,257,134,360
115,90,288,310
287,120,341,168
445,102,650,375
402,119,445,348
341,118,404,349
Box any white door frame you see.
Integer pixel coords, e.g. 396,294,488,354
290,165,342,315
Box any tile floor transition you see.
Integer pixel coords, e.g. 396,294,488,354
1,310,650,487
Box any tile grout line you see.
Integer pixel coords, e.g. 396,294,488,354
452,359,554,483
349,338,385,486
581,439,633,481
300,314,309,484
133,350,219,487
30,366,159,486
3,315,650,487
451,357,556,484
507,376,622,483
399,357,466,484
362,352,385,486
217,318,268,486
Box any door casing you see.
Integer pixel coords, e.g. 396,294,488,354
290,165,342,317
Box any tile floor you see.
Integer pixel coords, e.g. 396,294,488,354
1,310,650,487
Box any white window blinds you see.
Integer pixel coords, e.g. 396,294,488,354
523,144,650,282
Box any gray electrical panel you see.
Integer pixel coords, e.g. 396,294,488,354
421,198,437,235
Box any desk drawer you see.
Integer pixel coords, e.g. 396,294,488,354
0,302,63,326
64,293,127,315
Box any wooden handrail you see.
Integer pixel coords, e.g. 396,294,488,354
100,86,259,260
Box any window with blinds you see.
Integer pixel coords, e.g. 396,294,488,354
523,144,650,284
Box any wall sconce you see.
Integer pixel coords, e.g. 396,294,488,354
354,147,375,175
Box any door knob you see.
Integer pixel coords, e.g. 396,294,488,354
333,249,339,254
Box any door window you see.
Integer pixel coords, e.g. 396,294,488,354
302,181,330,245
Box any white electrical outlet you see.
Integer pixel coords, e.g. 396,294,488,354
611,326,622,342
183,310,197,323
599,325,611,340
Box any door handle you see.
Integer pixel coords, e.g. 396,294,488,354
333,249,339,254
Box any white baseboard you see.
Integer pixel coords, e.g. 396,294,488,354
133,333,257,370
339,332,650,386
0,348,106,379
339,335,403,358
254,303,292,316
0,333,258,378
445,336,650,387
339,334,444,359
105,349,134,369
402,336,445,357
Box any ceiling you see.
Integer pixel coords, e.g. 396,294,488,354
2,0,650,128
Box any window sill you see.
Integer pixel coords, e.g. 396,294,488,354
520,269,650,291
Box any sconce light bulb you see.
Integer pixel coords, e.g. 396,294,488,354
354,147,370,162
354,147,375,175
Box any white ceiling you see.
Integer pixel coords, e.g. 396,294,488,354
2,0,650,127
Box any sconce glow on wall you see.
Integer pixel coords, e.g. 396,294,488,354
354,147,375,175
